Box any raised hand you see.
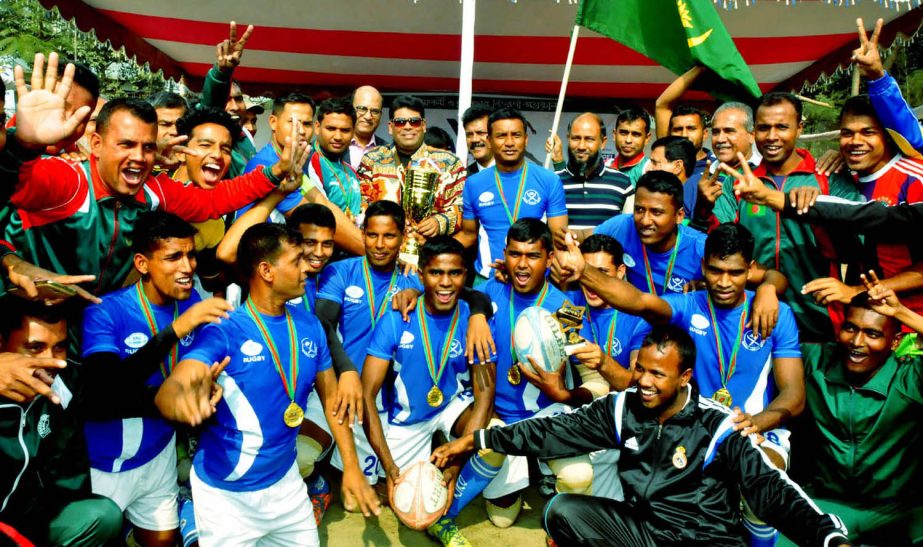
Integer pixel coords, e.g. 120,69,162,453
545,133,563,163
697,161,723,205
860,270,902,317
802,277,861,306
216,21,254,70
0,352,66,404
551,232,585,284
274,135,311,191
853,18,885,81
13,53,92,150
172,298,233,339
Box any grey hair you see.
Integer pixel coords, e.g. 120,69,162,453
713,102,754,132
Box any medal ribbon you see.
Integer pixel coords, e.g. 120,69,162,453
641,231,682,295
417,296,461,389
508,282,549,363
135,282,178,379
495,164,529,224
705,294,748,389
362,258,398,326
244,297,298,401
587,306,619,357
317,143,359,216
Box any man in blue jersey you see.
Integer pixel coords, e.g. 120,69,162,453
361,237,496,544
81,212,233,547
315,200,425,486
569,171,707,296
556,223,803,546
180,223,379,545
456,108,569,284
433,219,598,541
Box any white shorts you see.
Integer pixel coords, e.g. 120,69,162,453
322,409,388,484
90,437,179,531
387,394,473,472
483,403,572,499
760,428,792,469
589,449,623,501
190,463,317,547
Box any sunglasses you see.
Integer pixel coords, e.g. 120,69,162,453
392,117,424,128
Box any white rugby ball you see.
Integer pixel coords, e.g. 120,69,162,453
390,461,449,530
514,306,568,374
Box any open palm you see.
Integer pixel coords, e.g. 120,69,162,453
14,53,91,148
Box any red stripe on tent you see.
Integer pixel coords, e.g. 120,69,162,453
103,9,848,66
179,61,775,98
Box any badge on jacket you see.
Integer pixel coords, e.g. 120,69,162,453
672,446,687,469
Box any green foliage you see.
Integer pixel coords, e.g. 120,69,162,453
0,0,171,98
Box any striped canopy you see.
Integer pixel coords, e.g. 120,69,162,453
43,0,923,99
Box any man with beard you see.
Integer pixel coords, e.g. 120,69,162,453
431,324,850,547
462,104,494,176
554,113,633,231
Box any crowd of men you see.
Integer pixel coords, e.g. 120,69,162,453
0,17,921,547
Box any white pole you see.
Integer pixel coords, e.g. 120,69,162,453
455,0,476,160
544,25,580,169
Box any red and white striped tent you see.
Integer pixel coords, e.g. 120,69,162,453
42,0,923,100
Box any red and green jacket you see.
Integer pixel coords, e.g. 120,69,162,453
713,149,863,342
0,140,278,296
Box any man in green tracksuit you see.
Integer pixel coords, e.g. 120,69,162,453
779,278,923,545
705,93,861,342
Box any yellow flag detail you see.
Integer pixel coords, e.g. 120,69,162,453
688,29,713,48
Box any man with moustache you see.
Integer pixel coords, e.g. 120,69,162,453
358,95,466,239
609,106,653,184
349,86,388,170
462,104,494,176
554,113,633,231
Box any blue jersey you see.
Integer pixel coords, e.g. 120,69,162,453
81,285,201,473
647,290,801,415
186,304,331,492
316,257,423,372
287,274,318,314
238,142,303,218
578,305,647,368
483,278,571,423
368,301,485,426
462,162,568,276
594,214,705,295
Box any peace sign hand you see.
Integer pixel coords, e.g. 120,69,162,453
216,21,254,70
853,18,885,81
698,160,724,205
721,153,782,211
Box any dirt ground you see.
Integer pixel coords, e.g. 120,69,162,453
318,476,549,547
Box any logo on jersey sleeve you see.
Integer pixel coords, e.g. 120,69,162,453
478,191,495,206
399,331,415,349
666,276,687,293
241,340,266,363
125,332,149,349
449,338,464,358
689,314,710,336
180,331,195,347
301,338,318,358
345,285,365,304
622,253,636,268
742,330,765,351
523,189,541,205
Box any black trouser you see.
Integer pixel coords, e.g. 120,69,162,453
542,493,656,547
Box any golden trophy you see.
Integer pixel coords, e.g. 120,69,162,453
399,166,439,267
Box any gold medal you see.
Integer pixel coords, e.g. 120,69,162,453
507,365,521,385
712,387,733,407
283,401,304,428
427,386,444,407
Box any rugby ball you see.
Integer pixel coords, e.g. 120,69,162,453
390,461,449,530
514,306,568,374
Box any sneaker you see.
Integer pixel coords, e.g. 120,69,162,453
308,474,332,525
538,473,556,498
427,517,473,547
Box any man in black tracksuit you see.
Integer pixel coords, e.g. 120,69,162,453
433,325,851,547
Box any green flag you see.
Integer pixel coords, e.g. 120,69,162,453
576,0,761,99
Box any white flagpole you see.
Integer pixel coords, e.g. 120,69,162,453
455,0,476,160
544,25,580,169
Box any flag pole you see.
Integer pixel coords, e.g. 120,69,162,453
455,0,476,160
544,25,580,169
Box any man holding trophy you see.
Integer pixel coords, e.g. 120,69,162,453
358,95,466,266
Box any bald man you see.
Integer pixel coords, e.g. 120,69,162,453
554,112,633,230
349,86,389,169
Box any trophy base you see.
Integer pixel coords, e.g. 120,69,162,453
399,235,421,267
398,251,420,267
